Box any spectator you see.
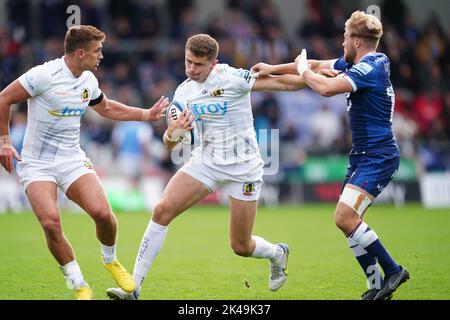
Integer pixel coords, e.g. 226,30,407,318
112,121,154,186
412,89,443,135
0,0,449,181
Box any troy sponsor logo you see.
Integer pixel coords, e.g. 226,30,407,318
48,106,86,117
190,101,227,119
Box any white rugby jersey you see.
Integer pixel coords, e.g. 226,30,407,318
18,57,102,161
174,64,263,166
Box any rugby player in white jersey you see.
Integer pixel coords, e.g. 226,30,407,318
0,25,169,300
106,34,306,300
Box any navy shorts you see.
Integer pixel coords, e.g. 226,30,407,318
343,153,400,198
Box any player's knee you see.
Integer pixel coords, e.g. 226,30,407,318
152,201,176,225
97,212,115,227
88,204,114,225
231,240,252,257
334,208,358,234
41,218,63,241
334,210,346,230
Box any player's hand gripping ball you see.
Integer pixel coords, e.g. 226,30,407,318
165,100,196,145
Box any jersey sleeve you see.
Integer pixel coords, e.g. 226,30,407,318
91,74,102,100
332,57,352,72
343,62,378,92
18,65,52,97
88,74,103,106
221,64,256,93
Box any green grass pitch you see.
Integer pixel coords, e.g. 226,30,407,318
0,204,449,300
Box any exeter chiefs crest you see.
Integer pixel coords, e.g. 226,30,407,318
81,88,90,102
243,182,255,196
210,88,224,97
83,160,94,169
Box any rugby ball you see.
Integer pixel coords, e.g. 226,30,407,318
165,100,195,145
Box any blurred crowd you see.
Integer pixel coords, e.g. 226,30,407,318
2,0,450,188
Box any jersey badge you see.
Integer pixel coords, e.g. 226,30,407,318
81,88,90,102
210,88,224,97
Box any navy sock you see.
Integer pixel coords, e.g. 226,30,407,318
350,222,401,278
365,239,401,277
348,237,383,289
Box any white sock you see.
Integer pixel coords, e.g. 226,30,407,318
132,220,168,291
101,243,116,264
250,235,281,262
60,260,87,289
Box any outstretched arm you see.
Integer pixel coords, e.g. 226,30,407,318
251,62,297,76
92,95,169,122
252,74,307,92
308,59,339,73
0,80,28,173
297,49,352,97
251,59,337,77
301,70,352,96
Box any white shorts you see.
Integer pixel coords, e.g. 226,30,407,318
16,155,96,194
180,152,264,202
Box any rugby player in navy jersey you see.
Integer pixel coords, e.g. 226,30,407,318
251,11,409,300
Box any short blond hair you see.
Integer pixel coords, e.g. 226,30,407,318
185,34,219,61
345,11,383,46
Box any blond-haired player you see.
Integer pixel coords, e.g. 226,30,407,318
252,11,410,300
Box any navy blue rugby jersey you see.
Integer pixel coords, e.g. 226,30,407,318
333,52,400,158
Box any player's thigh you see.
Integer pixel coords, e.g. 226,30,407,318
340,154,398,217
335,184,374,232
228,196,258,244
159,170,211,217
347,155,399,198
338,183,374,211
26,181,60,223
66,172,111,218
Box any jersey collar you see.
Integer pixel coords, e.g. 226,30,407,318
359,51,380,63
199,65,218,86
62,56,79,79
